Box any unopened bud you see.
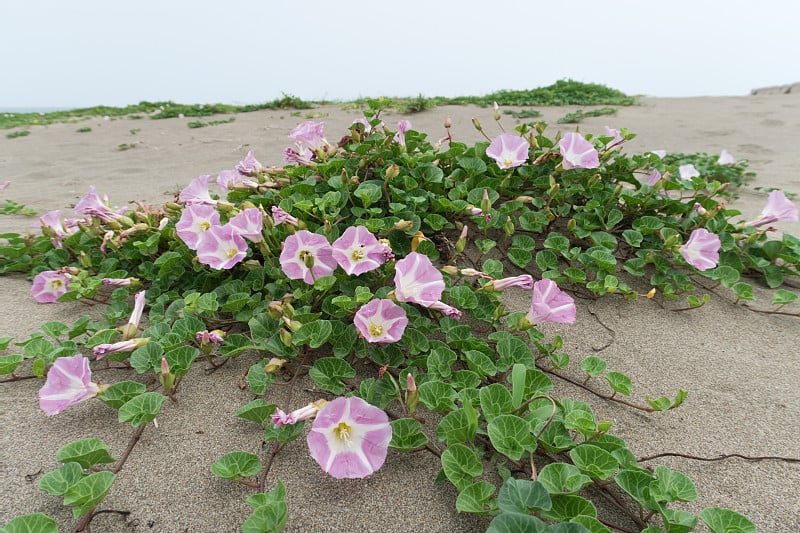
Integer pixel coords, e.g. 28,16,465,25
480,189,491,216
159,357,175,394
385,164,400,181
323,219,332,235
515,195,535,204
264,357,287,374
504,217,515,237
441,265,459,276
444,116,452,129
471,118,483,132
279,328,293,347
567,219,577,233
268,301,283,319
405,373,419,415
455,225,468,254
393,220,414,232
302,250,315,269
493,101,500,121
79,251,92,268
282,316,303,332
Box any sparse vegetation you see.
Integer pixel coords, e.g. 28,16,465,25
557,107,618,124
5,130,30,139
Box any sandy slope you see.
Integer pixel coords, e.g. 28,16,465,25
1,94,799,532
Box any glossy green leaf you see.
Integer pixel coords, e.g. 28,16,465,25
579,356,606,378
539,494,597,522
293,320,332,348
698,507,756,533
0,513,58,533
497,477,552,514
569,445,619,480
455,480,496,513
480,383,514,421
440,443,482,491
117,392,167,427
0,354,24,375
56,438,115,469
389,418,429,451
604,371,632,396
97,380,146,409
418,380,458,412
211,451,262,480
537,463,592,494
63,471,116,518
487,414,537,460
39,462,84,496
236,399,278,426
436,409,477,445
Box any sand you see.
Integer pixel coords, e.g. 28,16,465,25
1,94,799,532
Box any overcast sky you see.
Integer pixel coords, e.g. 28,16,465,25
1,0,797,109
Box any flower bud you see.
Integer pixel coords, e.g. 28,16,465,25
441,265,459,276
504,217,515,237
264,357,286,374
444,116,452,129
514,195,535,204
480,189,492,218
79,251,92,268
493,101,500,121
282,316,302,332
455,225,468,254
405,373,419,415
268,301,284,319
393,220,414,232
471,117,483,132
385,164,400,181
567,219,577,233
323,219,332,235
279,328,293,347
159,357,175,395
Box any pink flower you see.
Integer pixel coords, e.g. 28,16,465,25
31,271,71,303
74,186,125,222
179,175,217,205
235,150,263,176
647,169,662,186
38,355,100,416
279,230,337,284
176,204,221,250
217,169,255,191
307,396,392,479
604,126,623,148
351,117,373,134
717,149,735,165
120,290,146,339
228,208,263,243
353,299,408,343
693,202,708,216
93,338,149,360
393,252,445,307
746,190,798,227
526,279,576,324
39,210,77,248
196,330,225,344
196,224,248,270
331,226,389,275
102,278,133,287
678,164,700,180
393,120,411,146
650,150,667,159
289,121,327,151
271,206,299,227
486,274,534,291
558,132,600,170
679,228,720,271
485,133,529,169
428,301,462,320
283,144,314,166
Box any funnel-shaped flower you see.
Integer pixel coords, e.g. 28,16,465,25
271,206,299,227
176,204,221,250
93,338,149,360
217,169,255,191
718,149,735,165
235,150,263,176
526,279,576,324
428,301,463,320
604,126,623,148
228,208,263,243
486,274,534,291
38,355,100,416
307,396,392,479
179,175,217,205
393,252,445,307
647,169,662,186
558,132,599,170
120,290,146,340
679,228,720,271
289,121,327,151
31,270,71,303
196,224,248,270
678,164,700,180
486,133,529,169
280,230,337,284
746,190,798,227
74,186,125,222
393,120,411,146
354,299,408,343
332,226,389,275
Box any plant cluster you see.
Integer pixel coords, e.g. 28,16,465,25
2,100,797,533
557,108,618,124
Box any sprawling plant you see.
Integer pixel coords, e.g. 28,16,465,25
2,99,797,533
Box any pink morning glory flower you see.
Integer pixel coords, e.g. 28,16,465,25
272,400,327,428
120,290,146,340
289,121,328,151
485,133,529,169
228,208,263,243
93,338,149,360
650,150,667,159
559,132,600,170
196,329,225,345
746,190,798,227
678,164,700,180
196,224,249,270
393,120,411,147
217,169,257,191
679,228,721,271
271,206,299,227
717,149,735,165
235,150,263,176
428,301,462,320
353,299,408,343
526,279,576,324
331,226,389,275
102,278,133,287
393,252,445,307
351,117,373,134
604,126,623,148
31,270,71,303
74,186,125,222
179,175,217,205
647,169,662,186
279,230,337,284
38,355,101,416
486,274,534,291
176,204,221,250
283,144,314,166
307,396,392,479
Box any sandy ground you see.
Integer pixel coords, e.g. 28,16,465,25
1,94,799,532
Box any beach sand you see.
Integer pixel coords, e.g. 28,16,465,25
1,94,799,532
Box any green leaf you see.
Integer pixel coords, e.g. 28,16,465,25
389,418,429,451
487,513,548,533
487,414,537,461
615,469,659,511
482,258,504,279
313,275,337,291
622,229,643,247
241,494,288,533
480,383,514,421
403,328,430,354
539,494,597,522
762,264,783,288
39,462,84,496
652,465,697,502
164,345,199,376
732,282,754,301
211,451,262,480
772,289,798,305
248,314,281,344
661,509,698,533
449,285,478,309
632,216,664,234
645,395,672,412
41,321,69,340
440,443,482,491
0,513,58,533
0,336,11,350
130,341,164,374
537,463,592,494
509,248,532,268
535,250,560,271
0,354,24,375
171,316,205,340
263,417,306,444
354,182,383,207
495,334,535,371
63,471,116,518
570,515,612,533
418,380,458,412
543,233,570,253
476,238,497,254
117,392,167,427
293,320,332,348
512,235,537,252
427,346,457,379
579,356,606,378
56,438,116,469
497,477,552,516
456,480,496,513
604,371,632,396
464,349,497,378
424,214,449,231
436,409,477,445
698,507,756,533
308,357,356,395
510,363,526,408
237,399,278,426
569,445,619,480
97,381,147,409
246,361,275,395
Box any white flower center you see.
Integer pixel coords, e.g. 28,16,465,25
369,323,384,337
333,421,352,443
